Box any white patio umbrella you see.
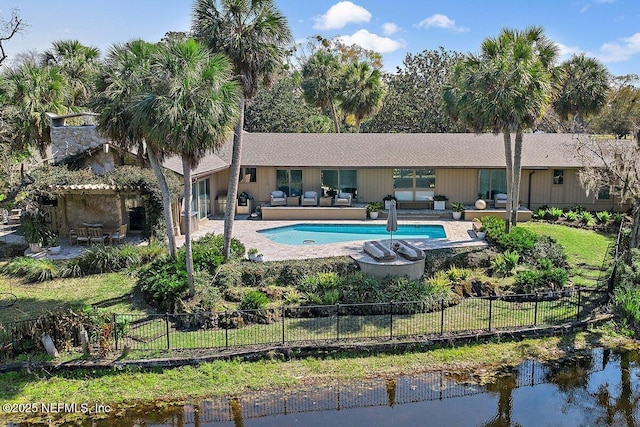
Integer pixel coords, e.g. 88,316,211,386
386,199,398,248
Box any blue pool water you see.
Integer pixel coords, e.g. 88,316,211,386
258,223,446,245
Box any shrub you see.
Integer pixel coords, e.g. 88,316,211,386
533,208,547,220
614,285,640,333
613,212,624,224
137,256,188,312
563,210,578,222
447,266,469,282
596,211,611,224
512,267,568,294
425,270,451,291
531,236,567,268
179,233,245,275
512,270,540,294
340,272,386,303
580,211,595,226
240,290,269,310
503,250,520,271
322,289,340,305
1,257,60,282
545,207,563,221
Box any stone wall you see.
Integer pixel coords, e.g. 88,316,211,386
51,125,106,163
63,192,125,232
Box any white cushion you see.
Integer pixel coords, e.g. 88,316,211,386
495,193,507,200
304,191,316,198
337,192,350,199
271,191,285,198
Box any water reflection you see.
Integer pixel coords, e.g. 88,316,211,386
10,348,640,427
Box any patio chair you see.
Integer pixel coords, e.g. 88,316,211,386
396,240,425,261
75,227,90,246
334,192,352,207
270,190,287,207
8,208,21,225
110,224,127,244
301,191,318,206
494,193,507,209
87,227,107,245
363,240,396,261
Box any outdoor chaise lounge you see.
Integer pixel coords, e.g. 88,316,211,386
335,192,352,206
270,190,286,206
301,191,318,206
494,193,507,208
395,240,425,261
363,240,396,261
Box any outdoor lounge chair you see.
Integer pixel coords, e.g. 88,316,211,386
494,193,507,208
301,191,318,206
363,240,396,261
396,240,425,261
75,227,90,245
334,192,352,206
110,224,127,244
270,190,286,206
87,227,107,245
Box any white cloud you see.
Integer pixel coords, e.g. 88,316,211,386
313,1,371,31
556,43,582,59
337,29,404,54
417,14,468,32
596,33,640,62
381,22,399,36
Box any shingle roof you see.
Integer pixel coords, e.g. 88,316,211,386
163,132,600,175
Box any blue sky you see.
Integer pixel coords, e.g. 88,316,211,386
2,0,639,76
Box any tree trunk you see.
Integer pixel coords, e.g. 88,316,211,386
631,201,640,252
510,131,523,226
502,130,514,233
223,98,245,261
329,99,340,133
182,157,195,297
147,144,177,257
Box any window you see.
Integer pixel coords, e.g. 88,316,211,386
321,169,357,199
478,170,507,199
276,169,302,197
393,168,435,201
240,167,257,183
597,187,611,200
553,169,564,185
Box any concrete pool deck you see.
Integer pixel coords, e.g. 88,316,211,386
178,218,487,262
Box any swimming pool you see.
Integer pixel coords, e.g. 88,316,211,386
258,223,446,245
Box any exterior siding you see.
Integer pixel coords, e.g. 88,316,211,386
357,169,393,203
434,169,479,207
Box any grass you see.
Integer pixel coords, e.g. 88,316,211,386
0,329,634,416
520,222,615,286
0,272,149,324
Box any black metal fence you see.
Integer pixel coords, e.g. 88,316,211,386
0,288,607,359
114,288,606,352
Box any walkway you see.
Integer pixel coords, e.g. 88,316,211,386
178,217,486,262
1,218,485,262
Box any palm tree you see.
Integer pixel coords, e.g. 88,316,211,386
42,39,100,107
443,26,558,230
131,38,239,296
339,61,385,132
3,62,68,160
301,49,343,133
553,54,609,133
92,40,180,257
192,0,292,261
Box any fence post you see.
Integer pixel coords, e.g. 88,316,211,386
282,306,286,345
488,298,493,332
533,296,538,327
165,313,170,350
336,304,340,341
576,288,582,322
440,299,445,335
225,310,229,348
389,301,394,339
112,313,118,351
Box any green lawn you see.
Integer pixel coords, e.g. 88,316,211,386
520,222,615,286
0,272,150,324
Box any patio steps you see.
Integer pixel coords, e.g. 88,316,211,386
380,210,451,220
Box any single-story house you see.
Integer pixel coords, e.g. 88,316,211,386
162,132,629,220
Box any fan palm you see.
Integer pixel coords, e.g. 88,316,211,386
301,49,343,133
339,61,385,132
131,38,239,295
42,39,100,107
192,0,292,261
553,54,609,133
92,40,180,257
443,26,558,230
2,63,68,159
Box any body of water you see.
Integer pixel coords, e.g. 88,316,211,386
257,223,446,245
8,348,640,426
